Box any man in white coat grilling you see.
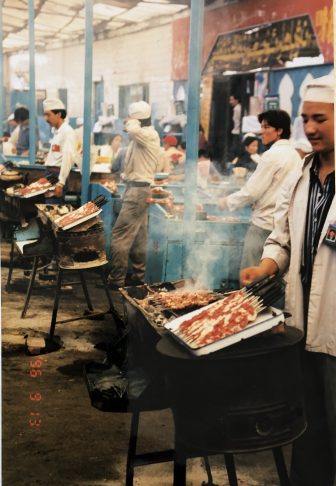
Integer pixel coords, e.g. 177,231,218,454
240,73,335,486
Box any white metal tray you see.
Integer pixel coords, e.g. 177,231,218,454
164,304,285,356
54,209,102,230
21,186,56,198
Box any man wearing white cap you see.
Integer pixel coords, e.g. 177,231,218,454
108,100,161,289
241,73,335,486
43,98,76,203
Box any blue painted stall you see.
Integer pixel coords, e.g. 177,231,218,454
145,203,250,290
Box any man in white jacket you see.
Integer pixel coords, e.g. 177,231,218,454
108,101,161,289
241,74,335,486
43,98,77,203
219,109,302,269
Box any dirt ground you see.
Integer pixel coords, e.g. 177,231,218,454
1,241,290,486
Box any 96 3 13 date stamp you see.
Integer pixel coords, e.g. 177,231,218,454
28,357,47,428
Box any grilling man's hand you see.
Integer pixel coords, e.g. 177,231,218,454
55,183,63,198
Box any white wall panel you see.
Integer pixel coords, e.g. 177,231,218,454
29,23,173,119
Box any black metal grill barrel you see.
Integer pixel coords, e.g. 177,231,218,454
157,327,306,454
56,222,107,268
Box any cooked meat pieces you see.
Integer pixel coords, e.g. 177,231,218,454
56,201,99,228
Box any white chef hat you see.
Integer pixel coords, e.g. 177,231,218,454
43,98,65,111
294,138,313,154
303,73,335,104
7,113,15,122
128,101,151,120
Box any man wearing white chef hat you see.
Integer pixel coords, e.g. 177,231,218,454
108,100,161,291
241,72,335,486
43,98,76,203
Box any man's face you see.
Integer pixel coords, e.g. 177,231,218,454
44,110,61,128
260,120,282,146
301,101,334,155
229,96,238,107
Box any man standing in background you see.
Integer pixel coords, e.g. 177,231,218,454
219,109,302,270
108,101,161,289
43,98,76,203
228,94,242,160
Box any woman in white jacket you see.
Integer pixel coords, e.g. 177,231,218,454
241,74,335,486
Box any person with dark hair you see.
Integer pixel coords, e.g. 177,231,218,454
14,107,30,156
228,94,242,160
108,101,161,289
219,109,301,269
43,98,76,203
233,133,261,173
241,73,335,486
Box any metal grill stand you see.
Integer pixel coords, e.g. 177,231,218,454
157,329,306,486
48,262,115,342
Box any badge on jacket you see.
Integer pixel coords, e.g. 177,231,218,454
324,223,336,248
51,144,61,152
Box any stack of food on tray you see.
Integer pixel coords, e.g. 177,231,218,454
54,195,107,230
165,275,286,352
5,174,59,197
145,186,173,206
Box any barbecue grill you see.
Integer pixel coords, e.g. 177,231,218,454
120,279,306,484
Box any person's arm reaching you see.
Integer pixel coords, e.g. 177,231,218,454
240,258,279,286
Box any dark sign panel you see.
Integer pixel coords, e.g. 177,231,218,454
203,15,320,75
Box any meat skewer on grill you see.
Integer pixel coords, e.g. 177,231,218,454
172,276,285,349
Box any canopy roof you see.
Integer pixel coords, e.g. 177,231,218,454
3,0,190,54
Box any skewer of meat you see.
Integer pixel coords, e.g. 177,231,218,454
175,291,264,347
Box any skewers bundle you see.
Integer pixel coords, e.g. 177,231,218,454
7,173,59,197
174,275,285,349
55,195,108,229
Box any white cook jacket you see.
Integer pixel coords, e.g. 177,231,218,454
45,122,77,185
262,154,336,357
226,139,302,230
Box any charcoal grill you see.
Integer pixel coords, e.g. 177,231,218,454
121,279,306,485
56,220,107,269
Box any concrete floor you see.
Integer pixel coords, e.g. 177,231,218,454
1,241,290,486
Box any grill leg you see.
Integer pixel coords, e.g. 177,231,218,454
125,411,140,486
21,256,39,318
173,447,187,486
5,237,16,291
48,268,63,341
202,456,218,486
272,447,292,486
224,453,238,486
79,270,94,311
99,267,115,312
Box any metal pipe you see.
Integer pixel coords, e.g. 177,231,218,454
183,0,204,274
28,0,36,165
81,0,93,204
0,1,4,140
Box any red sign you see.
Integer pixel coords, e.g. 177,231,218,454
172,0,333,79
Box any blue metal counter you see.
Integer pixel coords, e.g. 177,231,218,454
145,203,250,290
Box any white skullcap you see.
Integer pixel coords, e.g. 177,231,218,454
43,98,65,111
7,113,14,122
128,101,151,120
294,138,313,154
76,117,83,126
303,73,335,104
